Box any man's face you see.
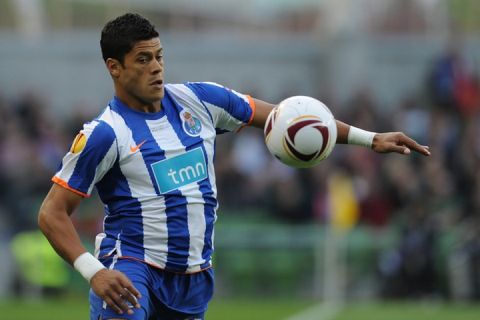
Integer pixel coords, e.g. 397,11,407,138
116,38,164,104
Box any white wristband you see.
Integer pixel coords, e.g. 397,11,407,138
73,252,106,283
347,126,377,148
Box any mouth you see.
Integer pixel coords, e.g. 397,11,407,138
150,79,164,87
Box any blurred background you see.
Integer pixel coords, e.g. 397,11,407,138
1,0,480,319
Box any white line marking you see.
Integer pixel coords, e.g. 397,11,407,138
285,302,343,320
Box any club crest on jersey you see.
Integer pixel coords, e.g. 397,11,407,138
181,110,202,136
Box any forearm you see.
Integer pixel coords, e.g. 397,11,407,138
38,202,87,265
335,120,350,144
335,120,376,147
251,98,275,129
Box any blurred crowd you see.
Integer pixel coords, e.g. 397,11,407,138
1,46,480,300
214,46,480,300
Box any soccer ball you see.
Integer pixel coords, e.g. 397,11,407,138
264,96,337,168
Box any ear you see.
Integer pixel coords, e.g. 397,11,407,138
106,58,122,78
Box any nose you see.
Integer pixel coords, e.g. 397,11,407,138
152,58,163,74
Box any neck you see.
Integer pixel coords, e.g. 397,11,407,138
115,87,162,113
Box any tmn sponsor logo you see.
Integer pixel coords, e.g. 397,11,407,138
151,147,208,193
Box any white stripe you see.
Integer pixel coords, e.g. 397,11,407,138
186,201,206,268
88,141,117,195
114,233,123,256
204,101,245,132
56,151,78,184
286,303,342,320
94,233,106,258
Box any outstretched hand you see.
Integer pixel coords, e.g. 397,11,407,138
372,132,430,156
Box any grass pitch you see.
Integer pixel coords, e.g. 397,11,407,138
0,297,311,320
1,297,479,320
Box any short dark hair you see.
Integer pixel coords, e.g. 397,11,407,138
100,13,159,63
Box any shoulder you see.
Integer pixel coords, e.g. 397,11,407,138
164,82,219,108
167,82,229,98
165,82,222,97
81,110,117,147
180,82,250,109
183,82,227,98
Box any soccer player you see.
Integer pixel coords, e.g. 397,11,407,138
37,13,430,320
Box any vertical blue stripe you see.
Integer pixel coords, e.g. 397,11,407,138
96,157,145,258
198,148,216,264
163,194,189,271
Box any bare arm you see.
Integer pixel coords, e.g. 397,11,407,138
38,184,141,315
38,184,87,264
250,98,430,156
334,119,430,156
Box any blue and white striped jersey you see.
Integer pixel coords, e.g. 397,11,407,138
53,82,255,273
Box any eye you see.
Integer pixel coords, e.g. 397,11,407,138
156,54,163,61
137,57,148,64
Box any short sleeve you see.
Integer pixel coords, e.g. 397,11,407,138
186,82,256,133
52,120,117,197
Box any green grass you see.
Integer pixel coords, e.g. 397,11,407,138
208,298,313,319
335,302,480,320
0,298,89,320
1,297,480,320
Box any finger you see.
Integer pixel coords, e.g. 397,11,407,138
104,296,124,315
122,288,141,309
389,144,410,155
117,276,141,308
112,292,132,314
399,135,431,156
110,283,134,313
119,276,142,300
407,142,430,155
409,145,430,156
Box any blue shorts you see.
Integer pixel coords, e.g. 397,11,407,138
89,257,214,320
